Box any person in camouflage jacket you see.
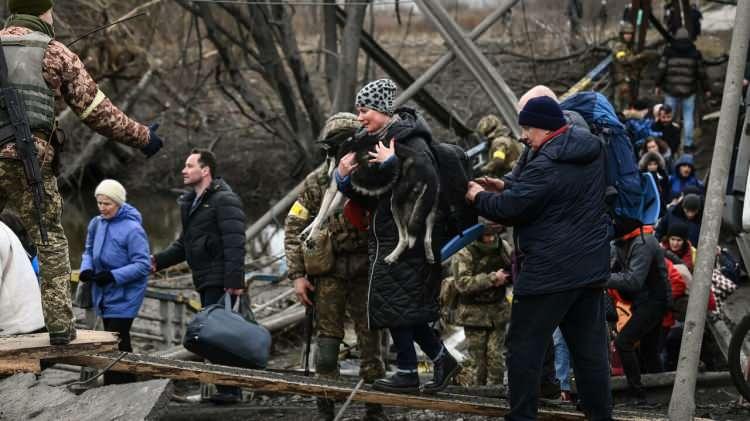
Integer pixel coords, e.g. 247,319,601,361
284,113,386,421
611,22,657,111
477,115,522,179
449,222,512,386
0,1,163,345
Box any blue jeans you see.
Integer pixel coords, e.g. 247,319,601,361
664,94,695,148
553,328,571,392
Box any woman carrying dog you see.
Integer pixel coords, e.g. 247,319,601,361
335,79,460,394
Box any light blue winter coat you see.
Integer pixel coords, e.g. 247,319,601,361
80,203,150,318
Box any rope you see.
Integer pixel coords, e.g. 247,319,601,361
60,352,128,390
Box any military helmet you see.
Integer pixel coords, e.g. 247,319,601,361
479,217,504,234
476,114,504,137
318,112,360,142
619,21,636,35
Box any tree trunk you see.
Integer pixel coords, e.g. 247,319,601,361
323,4,339,101
331,0,369,113
272,4,325,137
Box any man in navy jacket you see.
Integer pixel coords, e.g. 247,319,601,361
466,95,612,421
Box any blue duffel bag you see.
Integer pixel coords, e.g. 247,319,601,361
183,293,271,369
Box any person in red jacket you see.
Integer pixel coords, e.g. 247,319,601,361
660,221,696,272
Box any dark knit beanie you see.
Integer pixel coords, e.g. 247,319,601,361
667,221,689,241
518,96,566,131
7,0,53,15
355,79,397,116
682,194,701,212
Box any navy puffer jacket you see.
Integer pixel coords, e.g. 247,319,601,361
474,125,611,296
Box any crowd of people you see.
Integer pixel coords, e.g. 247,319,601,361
0,1,744,421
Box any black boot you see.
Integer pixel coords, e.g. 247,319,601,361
372,372,420,394
422,352,460,394
314,398,335,421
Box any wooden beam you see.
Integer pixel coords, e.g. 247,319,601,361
0,358,40,374
0,330,118,360
57,353,689,420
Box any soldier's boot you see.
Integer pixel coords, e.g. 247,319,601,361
314,398,335,421
422,349,461,394
314,336,342,420
48,320,77,346
363,403,389,421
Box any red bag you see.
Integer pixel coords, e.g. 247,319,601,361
343,199,369,231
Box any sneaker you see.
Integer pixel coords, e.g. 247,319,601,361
422,352,461,394
372,372,420,394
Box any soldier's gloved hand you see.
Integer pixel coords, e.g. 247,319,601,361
141,123,163,158
79,270,94,283
92,271,116,287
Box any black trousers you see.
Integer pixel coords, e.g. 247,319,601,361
102,318,135,385
200,287,240,396
389,324,443,371
506,288,612,421
614,300,667,391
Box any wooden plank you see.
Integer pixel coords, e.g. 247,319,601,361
0,330,118,359
0,358,40,374
57,353,689,420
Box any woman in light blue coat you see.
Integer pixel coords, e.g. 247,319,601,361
79,179,150,384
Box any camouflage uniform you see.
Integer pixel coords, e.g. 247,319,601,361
611,26,656,111
449,238,512,386
477,115,521,178
0,26,150,340
284,164,385,383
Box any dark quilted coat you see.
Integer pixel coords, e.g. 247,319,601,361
341,109,445,329
475,125,611,296
154,178,246,291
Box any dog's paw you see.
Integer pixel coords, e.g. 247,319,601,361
384,252,399,265
407,235,417,248
425,252,435,264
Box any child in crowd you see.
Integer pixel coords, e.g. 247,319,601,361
668,154,704,201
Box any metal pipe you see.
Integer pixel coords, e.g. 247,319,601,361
394,0,520,109
669,2,750,418
413,0,521,138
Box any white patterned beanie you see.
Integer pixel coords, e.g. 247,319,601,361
355,79,398,116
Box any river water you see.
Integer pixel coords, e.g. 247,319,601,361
62,192,182,269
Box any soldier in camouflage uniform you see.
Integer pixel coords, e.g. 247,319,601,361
477,115,521,179
611,22,655,111
285,113,386,421
449,222,512,386
0,0,163,345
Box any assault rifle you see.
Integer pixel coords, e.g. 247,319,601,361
0,41,47,243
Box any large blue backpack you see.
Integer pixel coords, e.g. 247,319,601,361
560,92,657,224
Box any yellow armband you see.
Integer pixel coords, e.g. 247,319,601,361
79,89,106,120
289,201,310,220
